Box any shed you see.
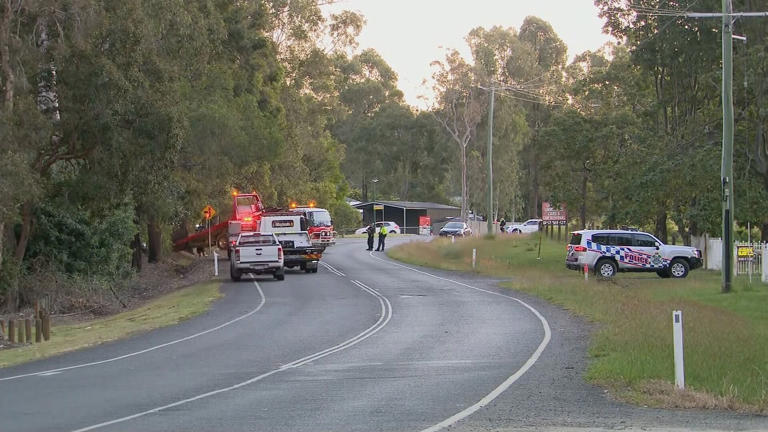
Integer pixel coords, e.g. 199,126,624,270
353,201,460,234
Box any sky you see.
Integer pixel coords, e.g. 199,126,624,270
323,0,616,109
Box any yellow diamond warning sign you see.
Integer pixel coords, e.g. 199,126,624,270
202,205,216,220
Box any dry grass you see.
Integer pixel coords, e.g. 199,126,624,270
389,234,768,413
0,281,222,368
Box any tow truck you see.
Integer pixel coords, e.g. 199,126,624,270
289,202,337,248
172,192,265,256
259,212,323,273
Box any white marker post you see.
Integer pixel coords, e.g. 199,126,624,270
213,252,219,277
451,235,455,244
583,264,589,281
673,310,685,389
472,248,477,269
762,244,768,284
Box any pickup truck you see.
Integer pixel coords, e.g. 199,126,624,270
230,232,285,281
260,213,323,273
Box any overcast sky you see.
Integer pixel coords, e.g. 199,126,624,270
323,0,615,108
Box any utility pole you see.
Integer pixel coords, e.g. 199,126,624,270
721,0,734,293
487,85,495,236
683,2,768,292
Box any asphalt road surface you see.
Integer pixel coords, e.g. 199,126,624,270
1,237,766,432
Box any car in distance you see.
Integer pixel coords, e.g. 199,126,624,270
565,229,703,279
354,221,401,235
438,221,471,237
505,219,542,234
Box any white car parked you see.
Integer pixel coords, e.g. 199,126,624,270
355,221,401,235
505,219,542,234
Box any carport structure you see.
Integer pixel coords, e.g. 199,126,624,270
353,201,459,234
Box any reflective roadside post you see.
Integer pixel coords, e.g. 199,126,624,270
673,310,685,389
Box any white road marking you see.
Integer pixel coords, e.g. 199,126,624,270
0,280,267,382
320,261,345,276
69,279,392,432
367,251,552,432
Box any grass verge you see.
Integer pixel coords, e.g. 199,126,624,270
0,281,222,368
388,235,768,413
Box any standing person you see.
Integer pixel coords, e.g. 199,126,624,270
499,218,506,233
366,224,375,251
375,225,388,251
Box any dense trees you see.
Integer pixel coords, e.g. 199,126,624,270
4,0,768,310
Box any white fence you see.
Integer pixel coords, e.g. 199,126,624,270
692,235,767,282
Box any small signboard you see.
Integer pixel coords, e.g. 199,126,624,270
373,204,384,211
542,202,567,226
202,205,216,220
419,216,431,236
737,245,755,261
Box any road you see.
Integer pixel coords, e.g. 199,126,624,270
1,237,766,432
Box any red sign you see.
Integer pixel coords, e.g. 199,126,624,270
419,216,431,227
542,202,567,225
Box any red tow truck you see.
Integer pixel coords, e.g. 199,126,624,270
173,192,265,254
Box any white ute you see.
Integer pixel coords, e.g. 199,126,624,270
230,232,285,281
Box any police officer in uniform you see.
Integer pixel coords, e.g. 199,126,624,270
375,225,387,251
366,224,375,251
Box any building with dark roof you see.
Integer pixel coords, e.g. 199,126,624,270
353,201,460,234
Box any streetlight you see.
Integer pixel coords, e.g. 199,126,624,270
371,178,379,223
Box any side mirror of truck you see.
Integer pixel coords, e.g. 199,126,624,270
654,241,660,250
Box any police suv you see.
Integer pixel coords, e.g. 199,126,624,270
566,230,703,278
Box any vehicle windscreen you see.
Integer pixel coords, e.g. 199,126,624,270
239,234,275,246
308,210,332,227
569,233,582,245
236,196,263,216
444,222,463,229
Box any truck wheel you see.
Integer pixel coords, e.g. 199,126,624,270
595,259,617,278
274,267,285,281
669,258,689,278
230,262,242,282
311,268,318,273
300,263,307,271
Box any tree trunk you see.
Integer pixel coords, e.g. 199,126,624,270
654,211,668,244
131,232,143,272
761,222,768,243
13,202,33,262
580,165,588,229
461,144,467,222
147,219,162,263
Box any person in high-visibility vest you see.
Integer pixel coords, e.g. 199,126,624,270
375,225,388,251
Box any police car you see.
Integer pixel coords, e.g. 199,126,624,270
566,230,703,278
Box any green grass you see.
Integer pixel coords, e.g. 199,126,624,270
389,235,768,412
0,281,222,368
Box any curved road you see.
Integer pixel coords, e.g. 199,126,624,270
1,237,766,432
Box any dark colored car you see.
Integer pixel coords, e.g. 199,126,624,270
439,221,471,237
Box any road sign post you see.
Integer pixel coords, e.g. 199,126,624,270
202,205,216,255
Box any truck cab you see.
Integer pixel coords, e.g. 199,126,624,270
291,206,336,248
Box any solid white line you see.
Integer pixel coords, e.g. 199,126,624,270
70,279,392,432
0,281,266,382
320,261,345,277
367,251,552,432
